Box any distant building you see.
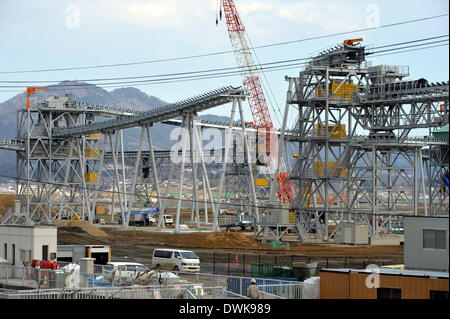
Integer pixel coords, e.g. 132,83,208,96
57,245,111,265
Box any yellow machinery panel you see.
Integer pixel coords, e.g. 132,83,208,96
303,190,312,207
73,148,100,158
255,178,269,187
288,210,297,224
316,124,346,139
303,181,312,207
84,172,98,183
85,148,100,158
87,133,101,139
313,161,346,177
316,82,356,101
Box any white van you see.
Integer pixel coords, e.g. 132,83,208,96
163,215,173,225
152,249,200,273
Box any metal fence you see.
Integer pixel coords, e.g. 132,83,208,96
0,285,232,300
173,271,318,299
0,264,69,290
0,263,319,299
196,251,401,278
257,283,320,299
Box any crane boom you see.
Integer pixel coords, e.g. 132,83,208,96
218,0,297,204
221,0,273,132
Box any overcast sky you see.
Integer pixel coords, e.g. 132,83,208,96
0,0,448,128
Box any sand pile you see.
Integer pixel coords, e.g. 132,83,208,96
0,194,15,215
200,232,260,249
53,220,111,239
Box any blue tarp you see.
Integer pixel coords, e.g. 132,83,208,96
88,277,121,287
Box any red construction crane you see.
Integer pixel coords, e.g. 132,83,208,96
217,0,297,204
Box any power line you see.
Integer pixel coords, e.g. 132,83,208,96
0,39,447,94
370,42,449,58
368,38,449,55
0,173,423,218
0,173,281,211
245,31,284,128
0,61,309,89
0,57,311,84
0,13,447,74
370,34,448,50
0,34,447,87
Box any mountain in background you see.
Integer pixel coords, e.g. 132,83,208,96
0,81,167,137
0,81,230,181
0,81,416,186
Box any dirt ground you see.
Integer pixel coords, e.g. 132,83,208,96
0,194,404,264
55,220,404,264
0,193,15,216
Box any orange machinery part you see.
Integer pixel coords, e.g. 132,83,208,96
26,87,48,109
343,38,363,47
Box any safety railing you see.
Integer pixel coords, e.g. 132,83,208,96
0,285,231,300
0,264,69,290
172,271,313,299
1,263,318,299
257,282,319,299
258,283,301,299
258,290,285,299
0,138,25,151
52,86,242,138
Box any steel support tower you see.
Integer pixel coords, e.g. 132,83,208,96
4,95,138,224
282,41,449,242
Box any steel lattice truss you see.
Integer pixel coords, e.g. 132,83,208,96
1,87,268,231
52,86,242,138
11,96,109,224
281,43,449,242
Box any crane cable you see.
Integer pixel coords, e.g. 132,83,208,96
0,173,430,218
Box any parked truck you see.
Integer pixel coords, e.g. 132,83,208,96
118,208,159,226
219,210,253,231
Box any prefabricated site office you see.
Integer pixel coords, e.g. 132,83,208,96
320,268,449,299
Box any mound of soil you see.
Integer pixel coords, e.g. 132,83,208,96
202,232,260,249
53,220,111,239
109,231,262,250
0,194,15,215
